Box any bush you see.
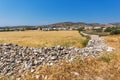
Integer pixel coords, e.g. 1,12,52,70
104,27,113,32
94,28,103,32
110,29,120,35
100,54,116,63
77,28,84,32
82,39,89,47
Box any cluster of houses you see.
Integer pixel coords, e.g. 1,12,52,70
0,26,79,31
37,26,113,31
37,27,78,31
0,24,118,31
0,27,25,31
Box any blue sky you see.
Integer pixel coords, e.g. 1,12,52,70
0,0,120,26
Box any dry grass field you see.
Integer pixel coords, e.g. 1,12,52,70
0,31,86,48
104,35,120,49
21,35,120,80
1,33,120,80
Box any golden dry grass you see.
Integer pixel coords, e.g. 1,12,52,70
0,31,86,48
104,35,120,49
1,34,120,80
21,35,120,80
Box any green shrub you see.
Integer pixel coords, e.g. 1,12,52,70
95,28,103,32
104,27,113,32
82,39,89,47
77,28,84,32
110,29,120,35
100,54,116,63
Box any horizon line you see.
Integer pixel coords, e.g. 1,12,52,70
0,21,120,27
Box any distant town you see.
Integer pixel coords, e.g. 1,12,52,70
0,22,120,32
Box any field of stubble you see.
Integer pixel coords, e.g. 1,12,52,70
0,30,86,48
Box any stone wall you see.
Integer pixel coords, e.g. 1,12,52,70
0,35,114,77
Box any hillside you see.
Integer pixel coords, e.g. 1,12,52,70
0,22,120,31
38,22,120,28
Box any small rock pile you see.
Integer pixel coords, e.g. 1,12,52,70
0,37,114,77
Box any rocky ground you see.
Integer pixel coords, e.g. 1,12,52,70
0,35,114,79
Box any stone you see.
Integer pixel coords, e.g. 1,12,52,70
0,35,114,78
71,72,79,76
51,56,57,60
31,69,35,73
16,77,21,80
107,47,115,52
35,75,40,79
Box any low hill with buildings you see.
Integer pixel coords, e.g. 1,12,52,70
0,22,120,31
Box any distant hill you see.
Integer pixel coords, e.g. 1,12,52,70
38,22,120,28
109,23,120,27
46,22,87,28
0,22,120,28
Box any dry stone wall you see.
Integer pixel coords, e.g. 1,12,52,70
0,34,114,77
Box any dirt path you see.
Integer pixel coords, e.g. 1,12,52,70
90,35,99,40
80,31,99,40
